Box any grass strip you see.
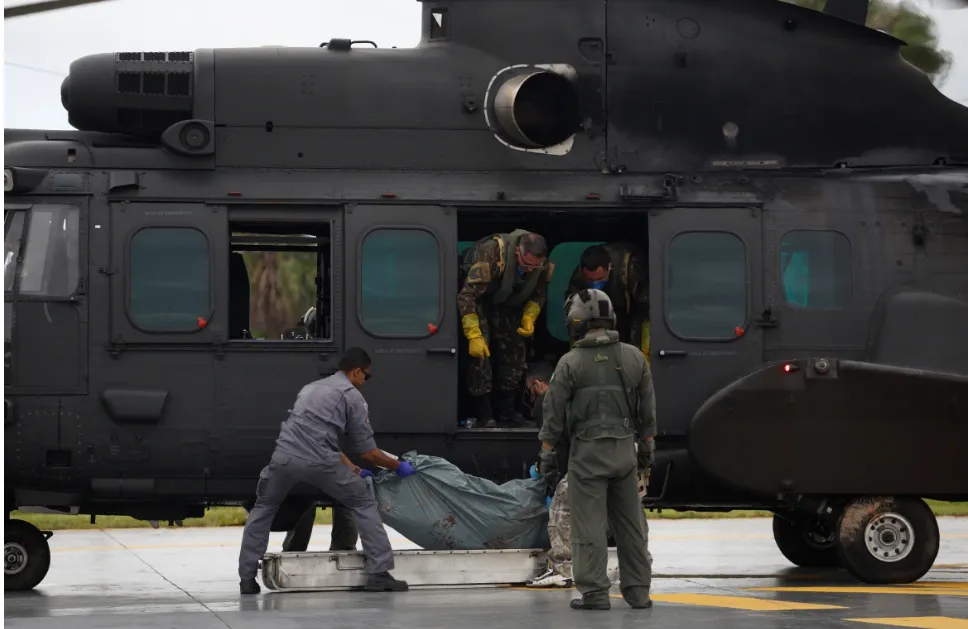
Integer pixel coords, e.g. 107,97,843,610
9,500,966,531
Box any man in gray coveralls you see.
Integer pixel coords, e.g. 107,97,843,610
237,347,416,594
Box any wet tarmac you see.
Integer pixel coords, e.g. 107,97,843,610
5,516,968,629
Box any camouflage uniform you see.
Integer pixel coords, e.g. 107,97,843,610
547,473,574,579
458,231,553,423
566,242,651,363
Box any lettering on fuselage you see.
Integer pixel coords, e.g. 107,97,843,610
142,209,194,217
372,347,423,354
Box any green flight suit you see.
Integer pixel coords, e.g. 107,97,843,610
539,328,656,606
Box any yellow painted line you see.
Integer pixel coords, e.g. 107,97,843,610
611,593,846,611
748,586,968,597
907,583,968,589
509,587,845,610
846,617,968,629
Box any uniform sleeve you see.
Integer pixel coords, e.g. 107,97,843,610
457,242,499,318
342,390,378,454
636,352,657,439
538,355,576,447
629,251,650,308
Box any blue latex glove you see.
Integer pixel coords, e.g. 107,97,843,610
529,464,542,480
396,461,415,478
359,468,374,479
546,496,553,509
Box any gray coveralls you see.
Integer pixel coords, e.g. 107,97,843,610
238,372,394,580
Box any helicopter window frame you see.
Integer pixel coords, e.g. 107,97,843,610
429,7,450,40
665,230,749,342
359,226,443,339
227,220,334,343
4,204,81,300
779,229,852,310
126,226,214,334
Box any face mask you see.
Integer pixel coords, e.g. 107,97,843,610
590,280,607,290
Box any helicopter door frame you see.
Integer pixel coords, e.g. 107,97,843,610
342,203,459,435
106,201,228,348
647,206,765,437
4,199,89,394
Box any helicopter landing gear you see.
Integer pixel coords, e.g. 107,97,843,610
5,519,52,591
835,496,939,584
772,513,840,568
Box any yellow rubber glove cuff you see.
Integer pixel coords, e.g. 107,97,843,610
462,314,483,340
517,301,540,338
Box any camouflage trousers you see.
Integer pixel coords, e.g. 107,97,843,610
546,473,653,579
466,306,527,397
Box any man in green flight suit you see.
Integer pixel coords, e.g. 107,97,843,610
565,242,651,364
458,230,553,428
538,288,656,610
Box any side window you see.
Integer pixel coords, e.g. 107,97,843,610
546,241,605,342
361,228,440,336
4,211,26,292
667,232,747,339
780,230,851,309
129,227,211,332
13,205,80,298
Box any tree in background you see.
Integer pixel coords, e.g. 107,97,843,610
243,250,318,339
785,0,952,84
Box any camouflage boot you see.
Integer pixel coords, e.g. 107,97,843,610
495,390,534,428
473,394,496,428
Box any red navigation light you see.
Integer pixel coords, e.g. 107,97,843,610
783,364,793,372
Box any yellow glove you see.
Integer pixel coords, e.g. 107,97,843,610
462,314,490,359
517,301,541,337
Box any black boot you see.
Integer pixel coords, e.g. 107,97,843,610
364,571,409,592
570,596,611,610
474,394,496,428
495,389,534,428
240,578,261,595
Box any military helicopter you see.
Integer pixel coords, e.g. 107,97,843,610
5,0,968,593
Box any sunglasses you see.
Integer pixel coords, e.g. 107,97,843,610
357,369,372,381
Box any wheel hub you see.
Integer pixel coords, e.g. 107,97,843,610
5,541,28,575
865,512,914,563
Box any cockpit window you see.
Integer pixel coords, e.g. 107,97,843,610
5,205,79,298
4,211,26,292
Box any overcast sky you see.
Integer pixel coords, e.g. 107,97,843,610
3,0,968,131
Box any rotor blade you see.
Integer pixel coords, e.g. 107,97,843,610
4,0,117,19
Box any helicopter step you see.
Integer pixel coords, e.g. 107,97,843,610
260,547,620,591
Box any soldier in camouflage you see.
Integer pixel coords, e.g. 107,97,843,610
566,243,651,364
458,230,553,427
538,288,656,610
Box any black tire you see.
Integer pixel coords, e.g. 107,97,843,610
5,519,51,591
772,514,840,568
835,496,939,584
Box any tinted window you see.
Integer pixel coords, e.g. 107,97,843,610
4,211,25,292
780,231,851,308
129,228,211,332
546,241,606,342
667,232,747,339
14,205,80,297
361,229,440,336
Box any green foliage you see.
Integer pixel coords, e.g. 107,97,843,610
783,0,951,84
11,500,968,530
242,251,318,339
